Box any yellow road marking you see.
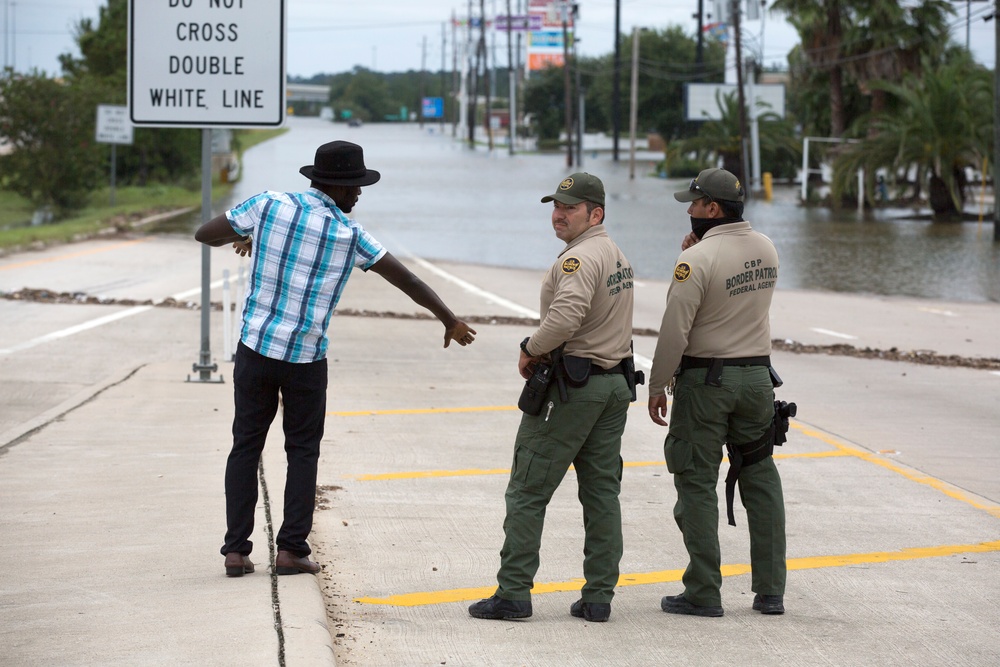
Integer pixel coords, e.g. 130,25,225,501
356,539,1000,607
791,423,1000,519
0,238,151,271
337,407,1000,517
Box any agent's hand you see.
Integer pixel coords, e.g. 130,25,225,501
648,394,669,426
232,237,252,257
444,320,477,348
518,350,542,379
681,231,699,251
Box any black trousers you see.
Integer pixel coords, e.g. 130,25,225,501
221,342,328,558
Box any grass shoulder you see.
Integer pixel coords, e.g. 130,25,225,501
0,127,287,254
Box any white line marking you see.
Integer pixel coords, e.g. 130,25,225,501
0,279,227,355
0,306,153,354
917,307,957,317
409,256,541,320
407,257,654,370
810,327,859,340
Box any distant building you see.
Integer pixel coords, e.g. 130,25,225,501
286,83,330,116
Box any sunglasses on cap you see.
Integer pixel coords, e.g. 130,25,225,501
688,179,715,203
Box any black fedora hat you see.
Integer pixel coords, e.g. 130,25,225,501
299,141,381,186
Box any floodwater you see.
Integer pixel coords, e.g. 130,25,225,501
191,117,1000,303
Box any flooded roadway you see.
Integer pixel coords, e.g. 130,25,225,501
205,117,999,303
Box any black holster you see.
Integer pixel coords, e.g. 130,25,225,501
724,398,797,526
623,354,644,401
517,360,554,415
724,427,774,527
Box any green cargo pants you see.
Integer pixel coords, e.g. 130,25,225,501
496,373,631,603
664,366,786,607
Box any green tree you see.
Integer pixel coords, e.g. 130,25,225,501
522,26,725,145
830,55,993,216
522,65,566,143
56,0,202,187
0,72,107,214
771,0,851,137
330,67,395,121
842,0,954,120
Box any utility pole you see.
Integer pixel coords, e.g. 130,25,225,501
732,0,750,191
468,0,478,147
993,0,999,240
612,0,621,161
481,0,493,151
506,0,515,155
561,1,574,167
573,3,582,167
441,22,447,131
3,0,8,69
419,35,427,128
695,0,705,78
452,12,460,137
628,26,639,180
8,1,14,71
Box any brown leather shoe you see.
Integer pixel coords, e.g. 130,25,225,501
224,553,254,577
275,550,321,575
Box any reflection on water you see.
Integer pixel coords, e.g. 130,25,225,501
171,118,1000,303
754,204,1000,303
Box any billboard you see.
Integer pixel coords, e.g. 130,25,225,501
526,0,572,72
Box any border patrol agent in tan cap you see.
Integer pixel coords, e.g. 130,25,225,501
648,165,787,618
469,172,637,623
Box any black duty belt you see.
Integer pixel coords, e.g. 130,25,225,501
680,355,771,370
590,361,625,375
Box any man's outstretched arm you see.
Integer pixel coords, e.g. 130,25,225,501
368,252,477,348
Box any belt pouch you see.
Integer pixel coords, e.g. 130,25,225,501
561,355,592,388
705,358,724,387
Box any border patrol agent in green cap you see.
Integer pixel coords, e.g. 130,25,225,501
647,166,787,618
540,172,606,206
469,172,637,623
674,167,745,203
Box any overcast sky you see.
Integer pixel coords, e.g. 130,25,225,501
2,0,995,78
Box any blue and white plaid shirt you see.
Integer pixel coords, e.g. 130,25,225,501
227,188,386,363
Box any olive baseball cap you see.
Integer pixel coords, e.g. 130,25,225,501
541,172,605,207
674,167,745,203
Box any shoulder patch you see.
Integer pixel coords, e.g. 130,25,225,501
673,262,692,282
561,257,582,274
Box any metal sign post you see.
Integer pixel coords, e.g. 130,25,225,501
94,105,134,206
127,0,286,383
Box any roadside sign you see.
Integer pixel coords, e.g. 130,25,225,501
95,105,134,145
684,83,786,121
495,15,543,31
421,97,444,119
127,0,286,127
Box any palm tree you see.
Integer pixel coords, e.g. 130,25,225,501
680,91,801,179
830,56,993,217
771,0,849,137
841,1,954,122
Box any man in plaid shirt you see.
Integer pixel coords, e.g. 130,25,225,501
196,140,477,577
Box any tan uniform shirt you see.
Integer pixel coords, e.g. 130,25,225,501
649,221,779,395
526,225,635,369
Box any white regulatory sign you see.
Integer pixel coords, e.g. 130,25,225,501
95,105,134,144
128,0,286,127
